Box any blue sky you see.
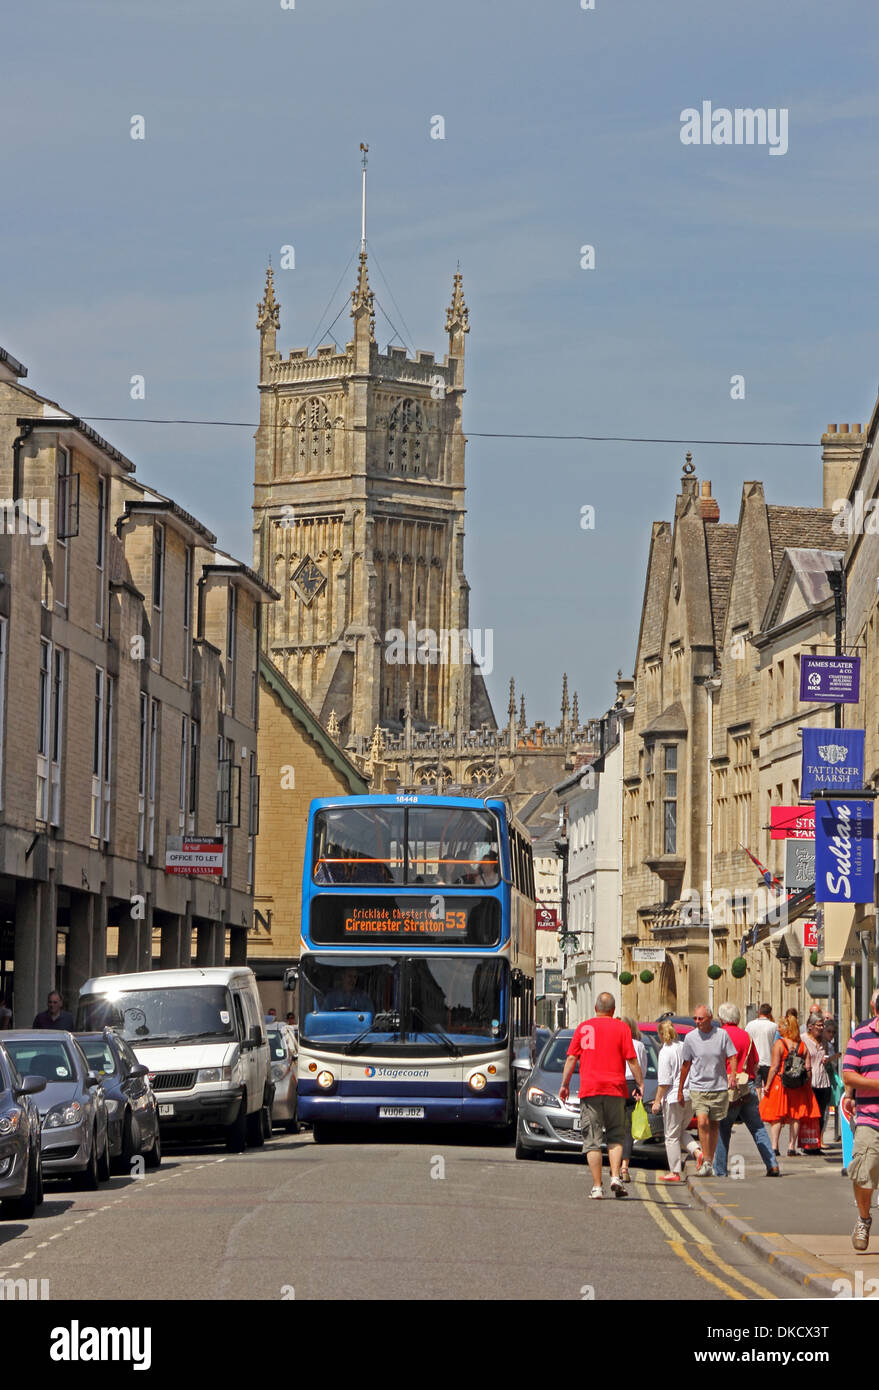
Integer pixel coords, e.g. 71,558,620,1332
3,0,879,723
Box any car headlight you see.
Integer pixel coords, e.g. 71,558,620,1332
196,1067,231,1084
468,1072,487,1092
526,1086,559,1109
44,1101,83,1129
316,1070,335,1090
0,1112,21,1136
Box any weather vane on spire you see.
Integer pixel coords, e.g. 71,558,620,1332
359,143,369,254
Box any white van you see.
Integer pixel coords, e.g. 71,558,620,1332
76,967,274,1151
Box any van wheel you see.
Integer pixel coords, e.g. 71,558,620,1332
225,1098,247,1153
246,1103,266,1147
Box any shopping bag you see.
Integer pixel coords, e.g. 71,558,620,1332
631,1100,651,1142
799,1116,821,1151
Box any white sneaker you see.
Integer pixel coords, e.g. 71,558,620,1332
589,1185,603,1199
696,1161,714,1177
610,1177,628,1198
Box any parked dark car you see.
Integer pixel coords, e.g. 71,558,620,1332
0,1041,46,1218
77,1030,161,1172
5,1032,110,1189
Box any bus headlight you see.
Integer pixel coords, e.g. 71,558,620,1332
468,1072,487,1092
317,1070,336,1090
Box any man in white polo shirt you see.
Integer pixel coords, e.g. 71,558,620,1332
678,1004,736,1177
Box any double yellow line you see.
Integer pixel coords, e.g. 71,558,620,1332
634,1170,778,1301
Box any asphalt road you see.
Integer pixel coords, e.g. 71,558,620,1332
0,1128,809,1301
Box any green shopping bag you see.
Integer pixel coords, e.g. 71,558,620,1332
631,1100,651,1142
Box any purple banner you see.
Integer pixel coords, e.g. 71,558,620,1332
800,655,860,705
815,799,874,904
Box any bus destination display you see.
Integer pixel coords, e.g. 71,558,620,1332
310,895,501,946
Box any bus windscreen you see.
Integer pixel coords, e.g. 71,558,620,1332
312,806,500,888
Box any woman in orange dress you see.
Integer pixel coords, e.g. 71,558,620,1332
759,1014,820,1156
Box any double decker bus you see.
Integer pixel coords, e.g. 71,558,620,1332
295,793,536,1138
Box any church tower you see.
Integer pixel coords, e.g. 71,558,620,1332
253,206,496,748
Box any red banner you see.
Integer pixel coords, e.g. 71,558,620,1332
535,907,559,930
770,806,815,840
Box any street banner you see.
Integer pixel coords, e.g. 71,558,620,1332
800,655,861,705
165,836,224,876
803,921,819,949
535,907,559,930
770,805,814,840
785,839,815,890
814,800,874,904
801,727,865,797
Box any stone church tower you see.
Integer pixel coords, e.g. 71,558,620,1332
252,255,496,747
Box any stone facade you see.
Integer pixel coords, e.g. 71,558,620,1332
0,347,276,1021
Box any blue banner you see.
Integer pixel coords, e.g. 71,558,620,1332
815,800,874,904
801,727,865,797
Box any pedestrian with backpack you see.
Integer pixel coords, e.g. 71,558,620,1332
759,1013,820,1156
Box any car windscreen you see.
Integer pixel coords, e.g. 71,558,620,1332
537,1035,573,1072
78,1039,119,1077
6,1038,77,1083
267,1029,288,1061
76,986,236,1044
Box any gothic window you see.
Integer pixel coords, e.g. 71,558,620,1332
387,399,424,475
296,398,333,472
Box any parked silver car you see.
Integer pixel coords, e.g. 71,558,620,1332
5,1032,110,1189
267,1024,299,1133
0,1042,45,1218
515,1027,664,1160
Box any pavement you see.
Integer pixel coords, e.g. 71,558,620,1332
684,1124,879,1298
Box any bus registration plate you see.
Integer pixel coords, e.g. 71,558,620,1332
379,1106,425,1119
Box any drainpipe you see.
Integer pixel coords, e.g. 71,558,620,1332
12,420,34,501
700,675,722,1011
197,574,208,641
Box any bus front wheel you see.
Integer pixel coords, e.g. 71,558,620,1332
312,1122,340,1144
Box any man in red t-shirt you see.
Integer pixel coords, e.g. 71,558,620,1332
559,992,644,1199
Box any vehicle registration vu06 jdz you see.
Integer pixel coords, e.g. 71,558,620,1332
378,1106,424,1119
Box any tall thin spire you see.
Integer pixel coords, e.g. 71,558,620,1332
257,262,280,334
359,142,369,254
561,673,569,719
508,677,516,721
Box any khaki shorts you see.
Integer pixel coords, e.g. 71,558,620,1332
849,1125,879,1189
579,1095,626,1151
689,1089,729,1122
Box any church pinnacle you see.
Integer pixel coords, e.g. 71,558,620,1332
257,262,280,334
445,268,470,337
350,251,376,345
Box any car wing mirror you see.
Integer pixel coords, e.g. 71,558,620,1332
129,1063,149,1079
14,1074,46,1097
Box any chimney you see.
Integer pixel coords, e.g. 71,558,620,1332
821,422,864,511
699,479,720,523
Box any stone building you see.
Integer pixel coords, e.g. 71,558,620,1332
619,456,838,1019
0,345,276,1021
250,261,593,806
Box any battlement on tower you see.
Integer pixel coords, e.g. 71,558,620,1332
262,342,454,389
